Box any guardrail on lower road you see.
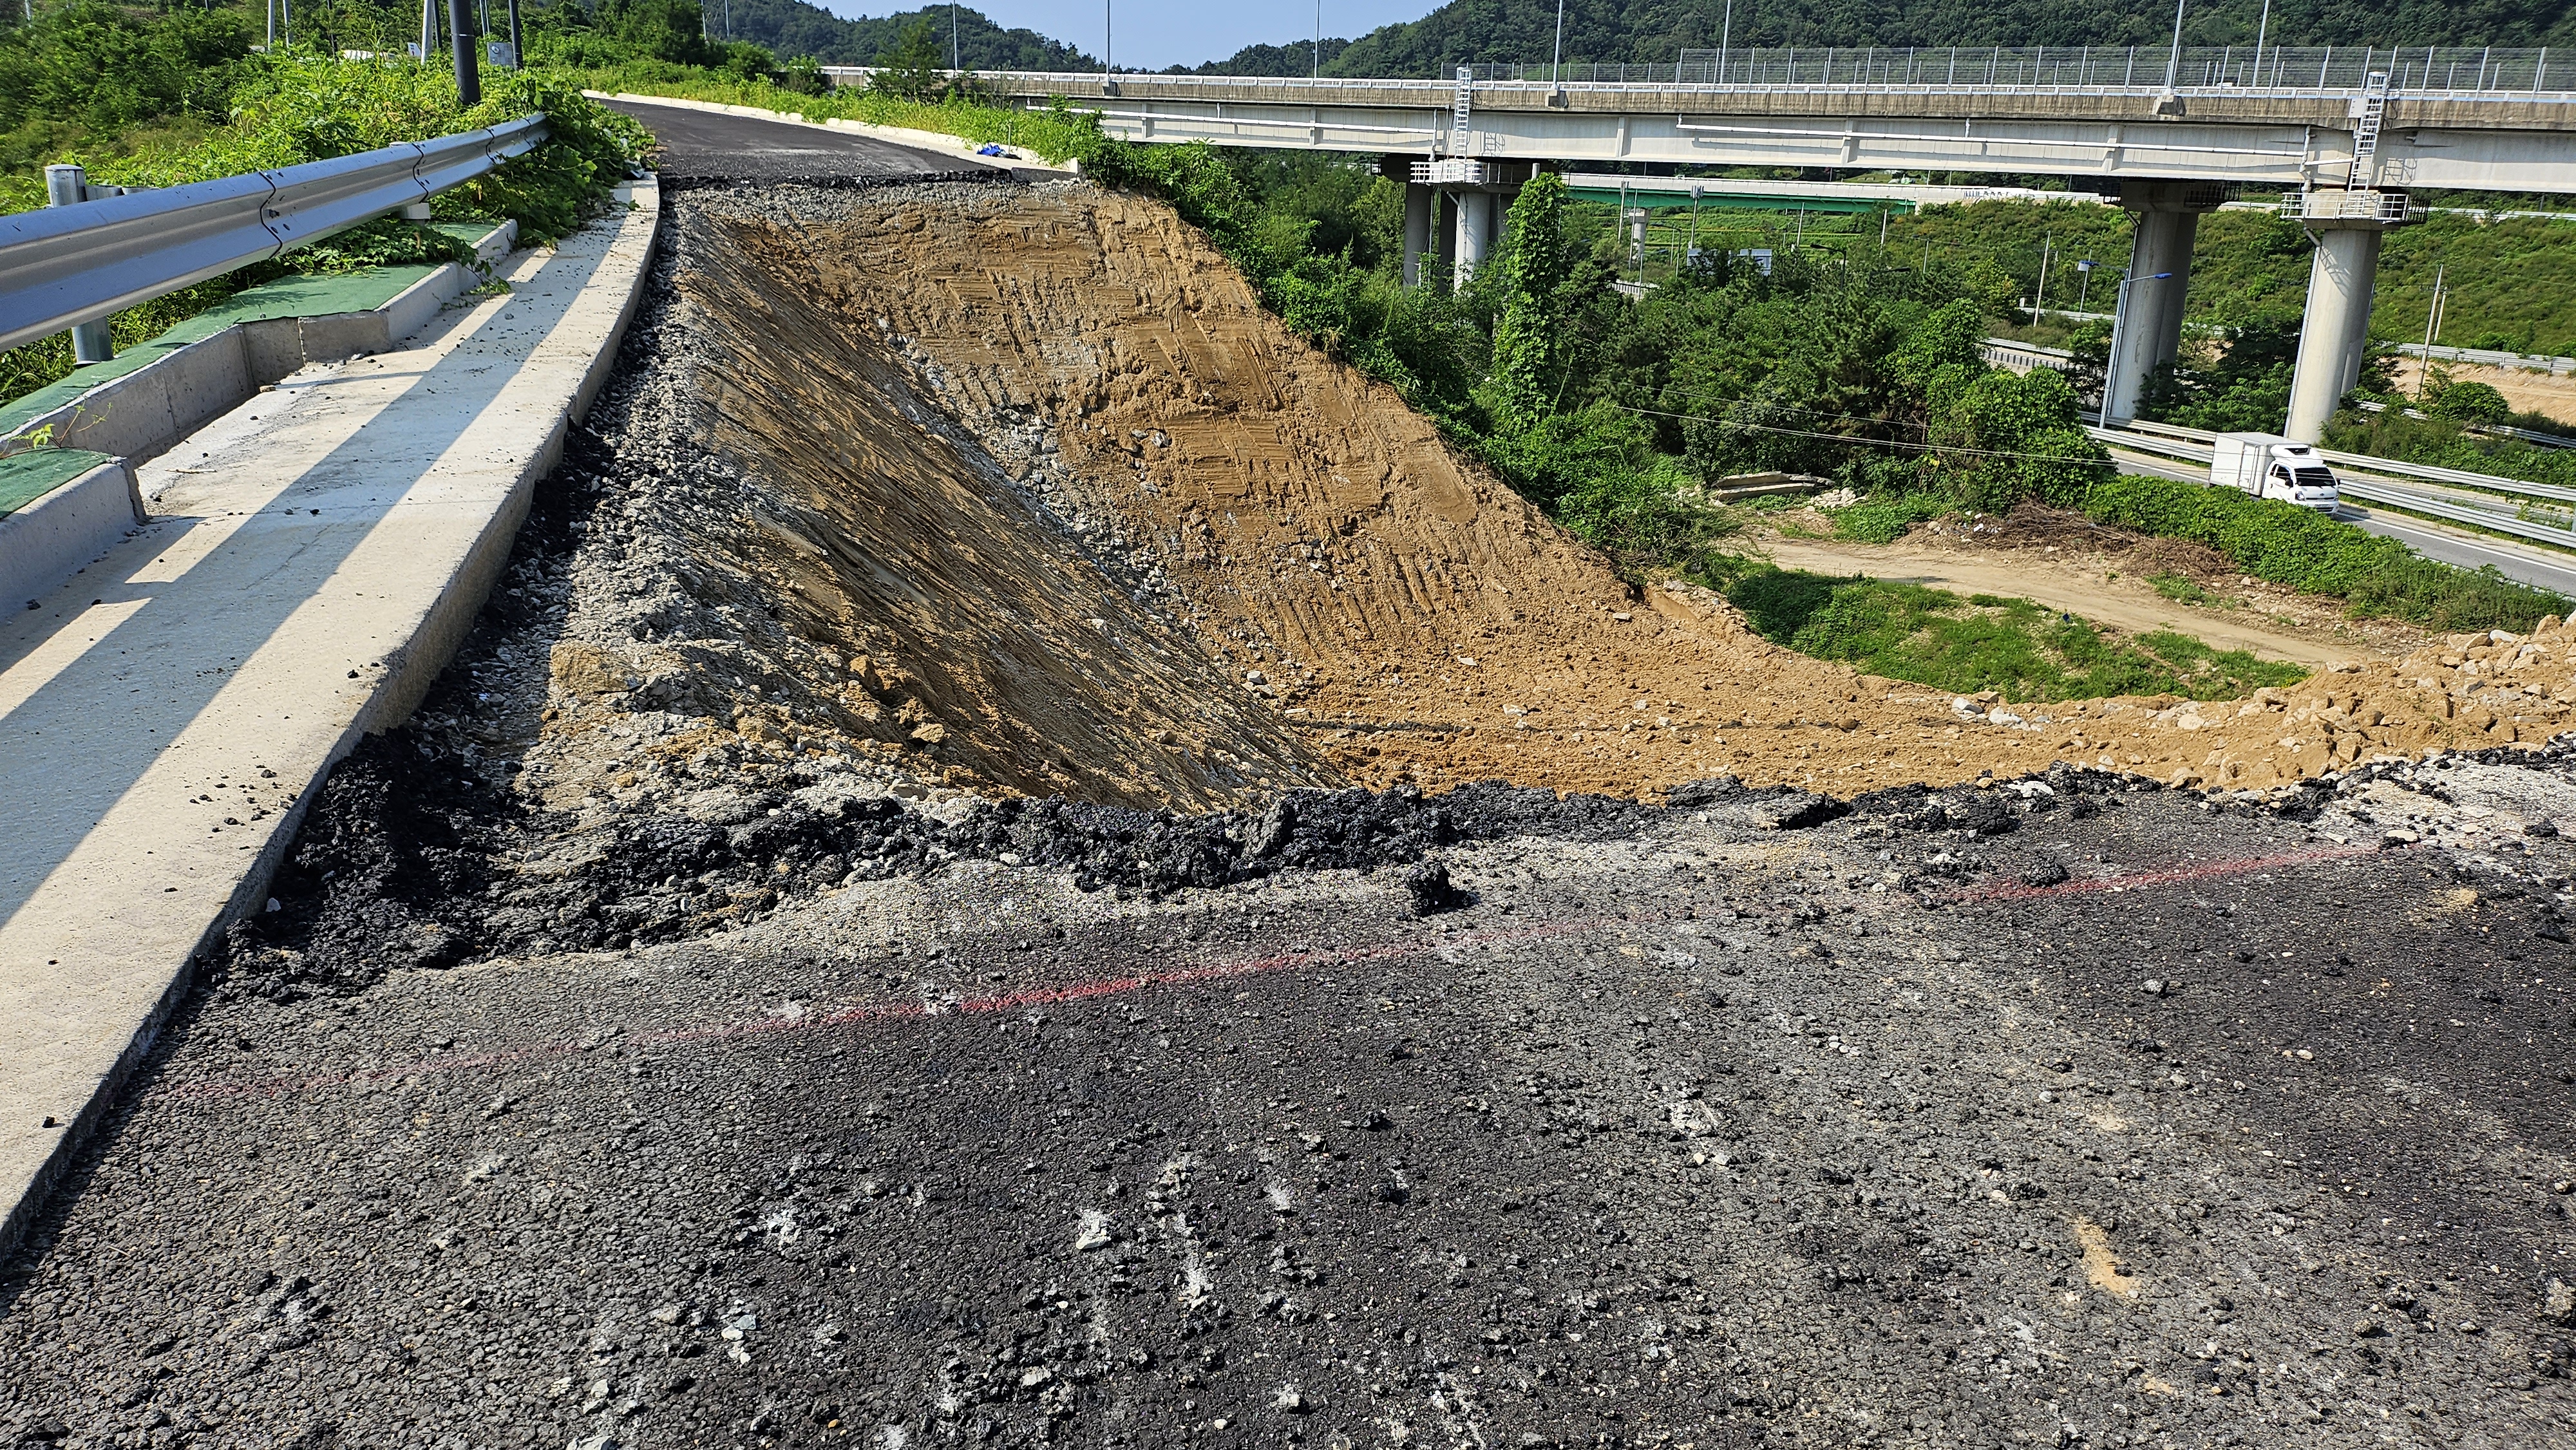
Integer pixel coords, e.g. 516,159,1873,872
0,115,546,356
2092,423,2576,551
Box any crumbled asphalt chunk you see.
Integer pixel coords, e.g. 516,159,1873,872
2017,858,2071,887
1399,860,1471,914
1753,790,1850,831
220,757,1653,993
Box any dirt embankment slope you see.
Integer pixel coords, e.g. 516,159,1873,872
493,185,2573,818
674,182,2575,804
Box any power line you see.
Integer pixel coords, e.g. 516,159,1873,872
1611,404,2116,469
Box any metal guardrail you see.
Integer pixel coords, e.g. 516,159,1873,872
2351,397,2576,452
2394,341,2576,377
2336,476,2576,549
2281,187,2416,223
1980,339,2079,375
1654,44,2568,95
0,115,546,356
2122,417,2576,500
2098,420,2576,548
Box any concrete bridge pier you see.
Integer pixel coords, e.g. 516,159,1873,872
2101,182,2224,426
1454,190,1496,287
2283,191,2414,442
1402,181,1434,288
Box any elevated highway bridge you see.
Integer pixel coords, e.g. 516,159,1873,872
829,44,2576,445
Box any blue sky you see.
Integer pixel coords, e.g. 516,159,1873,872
822,0,1441,72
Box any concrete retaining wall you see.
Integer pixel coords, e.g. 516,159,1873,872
0,459,143,610
6,220,518,475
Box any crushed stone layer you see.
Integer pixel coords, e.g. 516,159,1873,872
3,751,2572,1449
688,181,2573,804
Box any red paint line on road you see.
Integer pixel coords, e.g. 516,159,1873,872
145,840,2380,1109
149,915,1611,1108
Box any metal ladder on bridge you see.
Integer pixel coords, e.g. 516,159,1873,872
1450,66,1473,157
2347,70,2392,187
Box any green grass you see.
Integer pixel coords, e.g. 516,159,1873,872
1824,490,1948,544
1726,569,2309,703
2147,571,2211,605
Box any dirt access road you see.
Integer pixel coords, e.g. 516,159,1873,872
5,112,2576,1450
1759,538,2360,670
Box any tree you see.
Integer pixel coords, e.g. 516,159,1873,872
2427,379,2511,423
1487,172,1570,426
871,17,947,100
598,0,719,66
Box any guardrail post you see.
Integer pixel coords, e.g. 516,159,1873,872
43,165,117,366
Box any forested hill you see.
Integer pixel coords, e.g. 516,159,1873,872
1200,0,2576,78
704,0,1095,68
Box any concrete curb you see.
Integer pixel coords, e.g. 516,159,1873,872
0,458,143,610
0,185,656,1269
3,220,518,474
588,90,1080,180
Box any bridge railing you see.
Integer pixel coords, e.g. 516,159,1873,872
1522,44,2568,95
871,42,2573,99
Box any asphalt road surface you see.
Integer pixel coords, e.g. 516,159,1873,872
2107,449,2576,598
3,753,2573,1449
603,96,1016,187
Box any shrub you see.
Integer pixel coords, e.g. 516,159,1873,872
2081,475,2570,631
2427,379,2511,423
1551,454,1752,588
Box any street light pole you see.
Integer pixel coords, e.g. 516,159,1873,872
2164,0,2187,91
449,0,478,105
2418,261,2447,398
1551,0,1564,85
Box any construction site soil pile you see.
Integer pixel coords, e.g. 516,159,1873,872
223,178,2576,988
677,182,2576,804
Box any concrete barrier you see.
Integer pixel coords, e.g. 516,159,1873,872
1,220,518,473
0,185,654,1268
0,455,143,610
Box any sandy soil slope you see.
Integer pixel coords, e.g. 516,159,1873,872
671,184,2573,804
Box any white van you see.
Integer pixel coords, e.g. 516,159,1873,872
2209,433,2340,513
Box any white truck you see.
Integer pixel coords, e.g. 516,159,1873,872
2208,432,2341,513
